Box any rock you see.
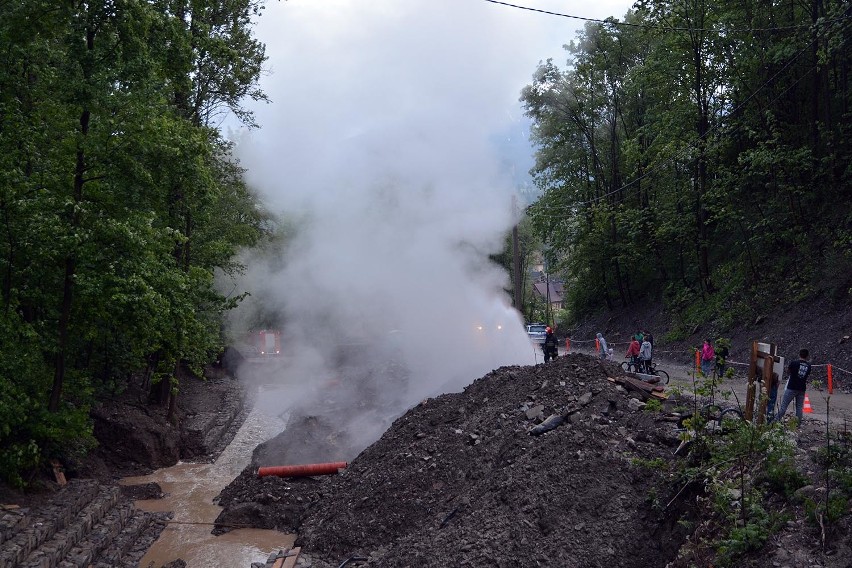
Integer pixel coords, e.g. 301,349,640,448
628,398,645,411
578,392,593,406
529,414,565,436
601,400,617,416
525,404,545,420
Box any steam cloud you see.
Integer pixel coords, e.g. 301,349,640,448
223,0,631,458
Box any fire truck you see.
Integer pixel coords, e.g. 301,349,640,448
251,329,281,356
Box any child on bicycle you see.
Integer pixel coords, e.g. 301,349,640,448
625,335,641,370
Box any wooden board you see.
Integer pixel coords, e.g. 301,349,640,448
272,547,301,568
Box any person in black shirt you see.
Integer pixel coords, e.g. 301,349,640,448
542,327,559,363
715,339,730,378
775,349,812,427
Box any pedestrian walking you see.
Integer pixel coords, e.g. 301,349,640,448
775,349,813,428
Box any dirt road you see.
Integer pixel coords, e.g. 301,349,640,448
570,346,852,426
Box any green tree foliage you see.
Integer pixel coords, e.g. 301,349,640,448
521,0,852,324
0,0,269,485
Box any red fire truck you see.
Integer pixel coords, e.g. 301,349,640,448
252,329,281,356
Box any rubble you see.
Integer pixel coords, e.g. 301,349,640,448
216,353,694,567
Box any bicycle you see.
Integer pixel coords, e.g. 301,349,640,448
620,360,670,384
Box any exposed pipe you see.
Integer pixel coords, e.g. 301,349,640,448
257,462,348,478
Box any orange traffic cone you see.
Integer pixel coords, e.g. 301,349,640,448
803,394,813,414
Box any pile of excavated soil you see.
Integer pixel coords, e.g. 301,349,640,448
215,353,696,567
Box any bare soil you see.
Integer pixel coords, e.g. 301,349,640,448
216,354,694,567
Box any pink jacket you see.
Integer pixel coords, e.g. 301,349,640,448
701,343,715,361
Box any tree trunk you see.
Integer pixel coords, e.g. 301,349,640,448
50,103,90,412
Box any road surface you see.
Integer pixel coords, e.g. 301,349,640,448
569,346,852,427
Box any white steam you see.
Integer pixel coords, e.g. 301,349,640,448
223,0,631,459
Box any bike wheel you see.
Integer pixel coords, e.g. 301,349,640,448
655,369,670,384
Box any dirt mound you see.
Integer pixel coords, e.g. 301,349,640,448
216,353,694,567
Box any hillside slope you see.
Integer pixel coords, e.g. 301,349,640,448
566,296,852,383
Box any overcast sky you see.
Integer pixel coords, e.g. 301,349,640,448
235,0,636,199
229,0,636,434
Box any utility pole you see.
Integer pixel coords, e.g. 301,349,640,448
511,195,523,313
545,260,552,327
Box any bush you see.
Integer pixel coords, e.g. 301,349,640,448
0,309,94,487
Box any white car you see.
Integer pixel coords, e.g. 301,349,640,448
526,323,547,344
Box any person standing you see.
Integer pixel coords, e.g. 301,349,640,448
542,327,558,363
715,339,730,377
596,333,608,360
700,339,715,377
626,336,641,370
776,349,812,428
639,336,653,373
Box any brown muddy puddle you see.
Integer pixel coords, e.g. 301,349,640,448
122,396,293,567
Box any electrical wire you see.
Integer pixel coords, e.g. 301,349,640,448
482,0,852,33
511,3,852,219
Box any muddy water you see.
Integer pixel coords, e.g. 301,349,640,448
122,390,293,567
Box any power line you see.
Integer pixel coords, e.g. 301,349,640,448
482,0,851,33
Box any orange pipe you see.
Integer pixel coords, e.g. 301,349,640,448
595,338,600,353
257,462,348,478
828,364,833,394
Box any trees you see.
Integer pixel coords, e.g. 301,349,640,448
0,0,269,485
522,0,852,324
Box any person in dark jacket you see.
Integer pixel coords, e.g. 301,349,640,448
543,327,559,363
775,349,812,428
715,339,730,378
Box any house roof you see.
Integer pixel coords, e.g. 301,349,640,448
532,281,564,303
